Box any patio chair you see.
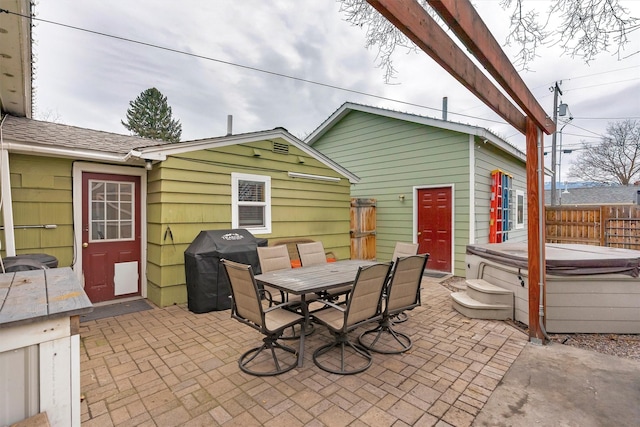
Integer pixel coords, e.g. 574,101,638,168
298,241,351,300
358,254,429,354
311,262,392,374
297,241,329,266
391,242,419,263
389,242,419,323
272,237,336,268
257,245,292,304
221,259,305,376
256,245,316,339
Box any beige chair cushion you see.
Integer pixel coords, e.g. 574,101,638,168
297,241,328,266
257,246,292,273
391,242,419,262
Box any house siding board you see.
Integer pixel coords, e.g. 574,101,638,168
6,154,74,266
147,141,352,306
473,141,527,243
312,111,472,274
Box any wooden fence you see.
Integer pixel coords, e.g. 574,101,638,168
546,205,640,249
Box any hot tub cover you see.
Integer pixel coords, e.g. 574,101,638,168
466,243,640,277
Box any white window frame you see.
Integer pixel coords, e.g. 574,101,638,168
515,189,525,229
231,172,271,234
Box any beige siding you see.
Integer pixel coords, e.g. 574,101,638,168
5,154,74,265
147,137,352,306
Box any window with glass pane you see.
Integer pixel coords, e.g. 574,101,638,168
231,173,271,233
238,180,265,227
90,180,134,241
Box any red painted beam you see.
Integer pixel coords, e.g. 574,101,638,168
427,0,556,135
367,0,527,135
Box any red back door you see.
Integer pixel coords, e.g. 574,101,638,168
417,187,453,272
82,172,141,302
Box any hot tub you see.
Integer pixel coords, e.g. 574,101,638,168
466,243,640,333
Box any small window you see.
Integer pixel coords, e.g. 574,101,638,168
231,173,271,234
515,190,525,229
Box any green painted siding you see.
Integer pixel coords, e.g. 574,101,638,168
5,154,74,266
147,137,352,307
473,139,527,244
312,111,472,275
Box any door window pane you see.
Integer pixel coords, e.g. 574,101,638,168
89,180,135,241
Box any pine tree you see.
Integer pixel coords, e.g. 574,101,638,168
121,88,182,142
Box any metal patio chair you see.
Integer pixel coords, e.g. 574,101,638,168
358,254,429,354
221,259,304,376
389,242,420,323
311,262,392,375
298,241,351,300
257,245,316,339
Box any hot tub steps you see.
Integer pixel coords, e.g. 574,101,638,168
451,279,513,320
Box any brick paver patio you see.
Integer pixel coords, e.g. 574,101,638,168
79,277,528,426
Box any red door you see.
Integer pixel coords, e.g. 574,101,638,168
417,187,452,272
82,172,141,302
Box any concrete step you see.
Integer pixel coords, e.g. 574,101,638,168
466,279,513,306
451,291,512,320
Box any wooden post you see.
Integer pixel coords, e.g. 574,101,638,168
526,118,545,341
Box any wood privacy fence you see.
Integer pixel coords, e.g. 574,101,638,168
350,198,376,260
546,205,640,249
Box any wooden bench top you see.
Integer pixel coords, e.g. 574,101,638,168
0,267,93,328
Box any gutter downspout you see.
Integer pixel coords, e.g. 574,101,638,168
469,134,475,244
537,126,551,341
0,114,16,256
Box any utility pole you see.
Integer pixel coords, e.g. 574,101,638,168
550,81,562,206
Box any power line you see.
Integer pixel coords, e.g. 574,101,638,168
5,8,512,126
564,77,640,92
571,116,640,120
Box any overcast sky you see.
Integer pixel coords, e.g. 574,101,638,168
32,1,640,181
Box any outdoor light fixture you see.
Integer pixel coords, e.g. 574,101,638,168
145,159,153,170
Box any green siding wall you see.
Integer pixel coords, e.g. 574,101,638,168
5,154,74,266
147,137,352,307
312,111,472,275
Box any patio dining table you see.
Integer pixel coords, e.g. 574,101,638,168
254,259,376,367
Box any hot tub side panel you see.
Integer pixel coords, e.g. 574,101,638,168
546,278,640,334
466,253,640,333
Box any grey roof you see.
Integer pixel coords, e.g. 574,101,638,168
545,185,640,205
0,115,360,183
1,115,166,154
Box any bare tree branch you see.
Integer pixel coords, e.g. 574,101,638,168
568,120,640,185
338,0,638,79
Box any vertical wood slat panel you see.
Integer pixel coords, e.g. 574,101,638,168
350,198,376,260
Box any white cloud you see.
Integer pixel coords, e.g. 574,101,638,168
32,1,640,180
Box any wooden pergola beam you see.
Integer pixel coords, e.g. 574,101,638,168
427,0,556,135
366,0,527,135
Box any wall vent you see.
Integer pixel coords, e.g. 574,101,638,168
272,142,289,155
